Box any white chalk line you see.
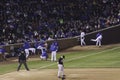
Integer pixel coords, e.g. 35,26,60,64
38,47,120,69
66,47,120,62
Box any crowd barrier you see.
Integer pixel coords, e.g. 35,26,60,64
0,24,120,60
1,37,78,54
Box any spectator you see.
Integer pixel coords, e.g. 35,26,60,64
0,0,119,44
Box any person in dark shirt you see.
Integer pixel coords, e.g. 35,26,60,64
57,55,65,79
17,51,29,71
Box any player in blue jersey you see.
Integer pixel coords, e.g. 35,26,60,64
40,48,48,60
50,41,58,61
23,41,30,58
91,32,103,47
34,39,39,55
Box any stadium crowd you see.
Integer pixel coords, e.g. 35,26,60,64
0,0,120,45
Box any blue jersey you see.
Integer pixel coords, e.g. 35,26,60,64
50,43,58,51
0,48,5,54
39,42,45,47
23,41,30,49
96,33,101,38
41,49,47,57
34,40,39,48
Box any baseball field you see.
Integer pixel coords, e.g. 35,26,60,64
0,44,120,80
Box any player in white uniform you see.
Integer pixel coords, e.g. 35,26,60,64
80,30,86,46
91,33,103,47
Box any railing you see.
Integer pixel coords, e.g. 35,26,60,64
0,24,120,54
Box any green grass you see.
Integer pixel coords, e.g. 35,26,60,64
0,45,120,74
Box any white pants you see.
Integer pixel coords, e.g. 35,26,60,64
37,46,44,50
81,38,86,46
25,49,29,58
51,51,56,61
40,56,46,59
91,39,102,47
96,39,101,46
58,64,64,77
29,48,36,54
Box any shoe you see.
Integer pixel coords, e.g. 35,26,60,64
27,69,30,71
58,76,61,78
62,77,65,79
62,75,66,79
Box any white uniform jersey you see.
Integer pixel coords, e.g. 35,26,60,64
80,32,85,38
80,31,86,46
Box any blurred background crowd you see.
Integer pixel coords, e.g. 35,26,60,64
0,0,120,45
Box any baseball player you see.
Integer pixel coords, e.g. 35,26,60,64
23,41,30,58
40,48,48,60
34,39,40,55
29,45,36,55
91,32,103,47
37,41,46,51
50,41,58,62
37,40,48,55
57,55,65,79
80,30,86,46
37,42,44,50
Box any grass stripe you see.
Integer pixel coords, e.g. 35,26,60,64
66,47,120,62
38,46,120,69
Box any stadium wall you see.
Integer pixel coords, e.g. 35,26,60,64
1,37,78,54
1,24,120,54
85,24,120,45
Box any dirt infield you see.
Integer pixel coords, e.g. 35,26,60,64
64,44,120,52
0,44,120,80
0,68,120,80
